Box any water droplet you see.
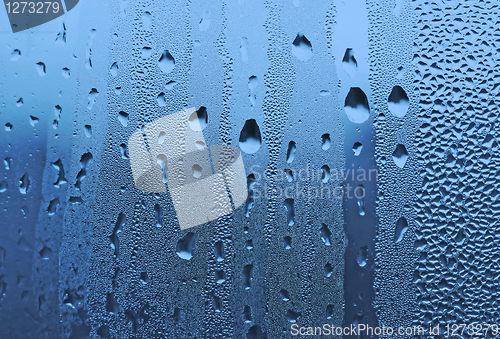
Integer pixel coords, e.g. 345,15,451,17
342,48,357,77
284,198,295,226
192,164,202,178
394,217,408,243
176,232,196,260
292,33,312,61
47,198,60,215
285,310,301,323
243,264,253,289
106,292,120,313
84,125,92,137
321,165,330,183
114,112,128,129
51,159,67,188
388,85,409,118
140,272,149,284
19,173,30,194
239,119,262,154
188,107,208,131
356,185,365,216
157,92,166,106
120,143,128,159
62,67,70,78
35,62,46,76
142,11,152,30
110,62,119,76
215,240,224,261
392,144,408,168
215,270,225,284
11,49,21,61
324,263,333,277
110,213,126,257
352,142,363,156
283,236,292,249
165,80,176,90
320,223,333,246
280,289,290,301
0,181,7,193
4,158,11,170
245,174,257,217
285,169,294,182
344,87,370,123
39,246,53,260
357,246,368,267
5,123,12,131
141,47,153,59
286,141,296,163
245,240,253,250
248,76,258,107
326,305,334,319
243,306,252,322
321,134,331,150
87,88,99,110
154,204,163,227
158,50,175,74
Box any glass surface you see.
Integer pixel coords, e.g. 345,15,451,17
0,0,499,338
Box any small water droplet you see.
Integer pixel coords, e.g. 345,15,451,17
35,62,46,76
321,134,331,150
286,141,296,163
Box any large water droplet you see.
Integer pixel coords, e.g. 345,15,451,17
188,107,208,131
357,246,368,267
19,172,30,194
243,264,253,289
35,62,46,76
388,85,409,118
352,142,363,156
286,141,296,163
285,310,301,323
392,144,408,168
110,62,119,77
292,33,312,61
344,87,370,123
239,119,262,154
394,217,408,243
176,232,196,260
320,223,332,246
87,88,99,110
118,111,129,127
154,204,163,227
342,48,357,77
321,134,331,150
158,50,175,74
